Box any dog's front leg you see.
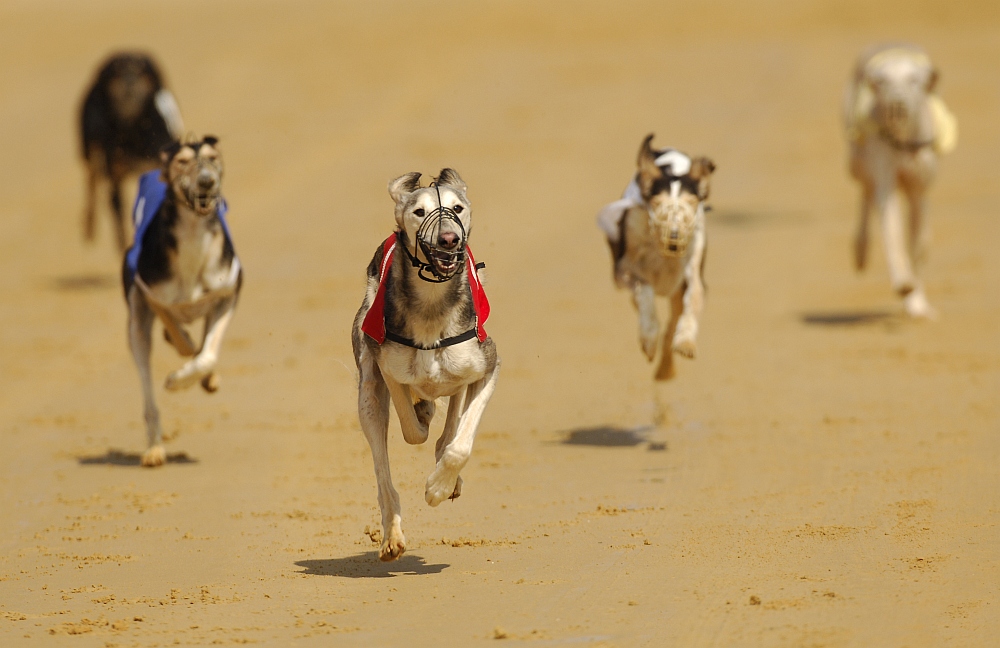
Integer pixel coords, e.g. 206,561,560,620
165,295,236,392
632,282,658,361
425,356,500,507
128,288,164,467
431,388,468,500
109,175,128,253
382,373,430,445
672,225,706,359
875,186,916,297
358,354,405,561
655,288,683,381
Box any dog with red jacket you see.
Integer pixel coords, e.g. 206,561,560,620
352,169,499,562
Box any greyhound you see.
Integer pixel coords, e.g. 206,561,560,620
597,134,715,380
844,44,957,318
123,136,241,467
80,52,184,252
352,169,499,562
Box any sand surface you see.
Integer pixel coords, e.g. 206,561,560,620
1,1,998,645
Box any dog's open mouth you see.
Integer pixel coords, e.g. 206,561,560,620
426,248,462,278
191,192,218,213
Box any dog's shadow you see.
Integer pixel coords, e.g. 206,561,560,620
800,310,899,326
50,273,118,292
559,425,655,448
295,553,449,578
77,449,198,467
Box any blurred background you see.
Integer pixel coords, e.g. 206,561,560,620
0,1,997,645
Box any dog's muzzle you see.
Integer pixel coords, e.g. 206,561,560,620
405,185,467,283
650,199,699,257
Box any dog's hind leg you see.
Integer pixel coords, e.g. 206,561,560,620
83,153,100,242
128,288,165,467
425,356,500,507
109,177,128,253
632,282,659,362
358,354,405,561
854,181,874,271
382,374,430,445
165,295,235,391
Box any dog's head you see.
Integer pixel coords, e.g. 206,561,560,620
101,53,163,123
388,169,472,280
636,134,714,257
160,136,223,216
861,48,937,142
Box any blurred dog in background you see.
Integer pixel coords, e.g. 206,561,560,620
80,52,184,252
123,136,241,467
597,134,714,380
844,44,957,318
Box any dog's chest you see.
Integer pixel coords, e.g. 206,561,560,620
146,219,234,307
622,207,696,293
380,343,487,400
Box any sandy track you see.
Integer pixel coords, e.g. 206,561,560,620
1,1,998,645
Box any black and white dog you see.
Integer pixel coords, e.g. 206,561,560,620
80,52,184,251
123,136,241,467
352,169,499,562
597,134,715,380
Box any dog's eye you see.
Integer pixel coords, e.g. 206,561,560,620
453,205,464,214
414,208,425,217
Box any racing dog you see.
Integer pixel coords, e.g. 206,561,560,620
844,44,957,318
123,136,241,467
597,134,714,381
80,52,184,252
352,169,499,561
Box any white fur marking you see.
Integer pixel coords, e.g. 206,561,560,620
655,150,691,175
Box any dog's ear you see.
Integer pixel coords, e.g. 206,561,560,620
636,133,663,199
159,140,180,181
926,67,939,93
435,168,467,194
689,157,716,200
202,135,219,148
388,172,422,205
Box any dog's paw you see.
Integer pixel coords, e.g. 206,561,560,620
165,358,215,391
379,530,406,562
672,337,697,359
904,291,937,320
449,475,464,501
200,372,220,393
141,445,166,467
425,468,461,507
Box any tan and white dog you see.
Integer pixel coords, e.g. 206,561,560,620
352,169,499,562
844,44,957,318
123,136,242,467
597,134,715,380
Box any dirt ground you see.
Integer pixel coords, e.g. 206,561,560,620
1,1,998,645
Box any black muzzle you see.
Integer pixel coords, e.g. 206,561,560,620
403,183,467,283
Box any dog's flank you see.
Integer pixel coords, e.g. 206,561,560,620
844,44,957,318
352,169,499,562
80,52,184,252
597,134,714,380
123,136,241,467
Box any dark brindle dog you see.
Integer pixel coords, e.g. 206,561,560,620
123,136,241,467
80,52,184,251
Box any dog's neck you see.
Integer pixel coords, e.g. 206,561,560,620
386,241,472,347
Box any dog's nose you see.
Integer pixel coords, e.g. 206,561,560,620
197,171,216,190
437,232,460,250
